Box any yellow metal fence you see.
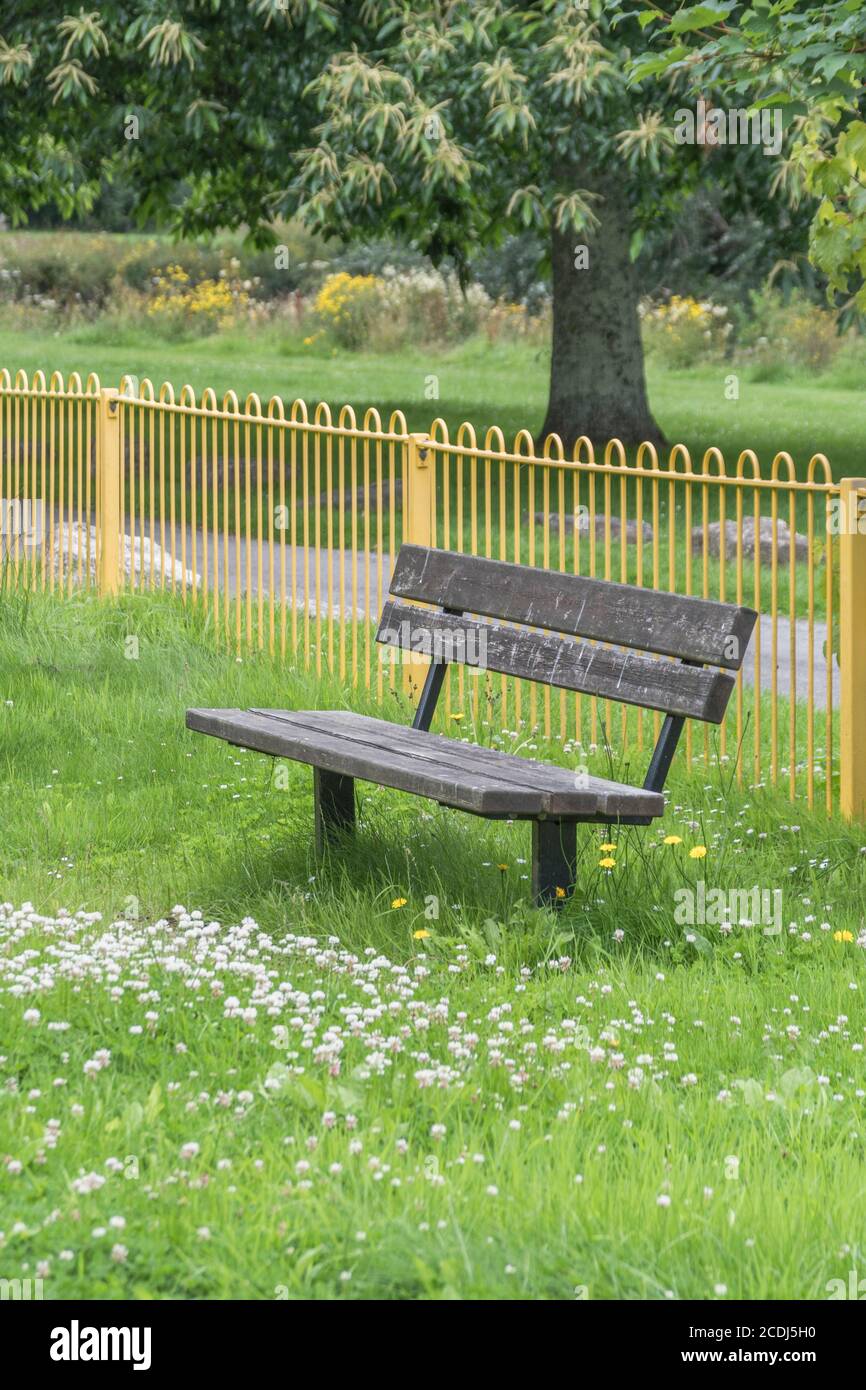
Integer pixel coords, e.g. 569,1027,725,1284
2,368,865,820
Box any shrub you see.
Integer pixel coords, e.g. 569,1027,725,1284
312,271,382,349
146,265,251,338
472,233,549,315
0,231,119,312
640,294,732,368
311,267,494,350
735,286,840,374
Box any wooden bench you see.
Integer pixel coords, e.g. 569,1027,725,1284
187,544,757,907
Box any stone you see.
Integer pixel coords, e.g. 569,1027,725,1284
691,517,810,564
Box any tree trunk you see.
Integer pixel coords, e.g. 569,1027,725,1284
540,170,664,450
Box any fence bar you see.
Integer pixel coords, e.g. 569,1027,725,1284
97,388,121,596
839,477,866,820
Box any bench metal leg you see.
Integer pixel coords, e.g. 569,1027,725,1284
531,819,577,908
314,768,355,853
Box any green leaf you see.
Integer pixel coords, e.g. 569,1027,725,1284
843,120,866,171
144,1082,163,1122
733,1077,764,1107
688,929,713,957
668,3,736,35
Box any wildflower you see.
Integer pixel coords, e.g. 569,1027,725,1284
599,843,617,853
391,898,407,910
413,929,430,940
834,930,854,943
599,858,616,869
663,835,682,845
180,1142,200,1160
689,846,707,859
450,713,464,723
555,886,567,898
497,863,509,872
110,1244,128,1264
656,1194,672,1208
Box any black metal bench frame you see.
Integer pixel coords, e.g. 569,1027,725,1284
187,545,756,907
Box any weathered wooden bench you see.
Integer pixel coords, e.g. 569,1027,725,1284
187,544,756,907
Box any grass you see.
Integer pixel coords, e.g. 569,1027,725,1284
1,589,865,1299
2,322,866,483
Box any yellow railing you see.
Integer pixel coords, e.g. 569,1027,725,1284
2,367,865,820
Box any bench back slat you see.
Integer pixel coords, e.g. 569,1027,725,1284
389,545,756,670
378,600,735,723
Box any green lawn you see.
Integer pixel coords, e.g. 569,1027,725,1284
2,323,865,482
1,589,865,1299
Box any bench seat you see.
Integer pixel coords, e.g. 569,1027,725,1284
185,707,665,821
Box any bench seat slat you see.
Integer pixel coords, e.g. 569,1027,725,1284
253,708,652,803
377,600,735,722
186,708,664,820
389,545,757,670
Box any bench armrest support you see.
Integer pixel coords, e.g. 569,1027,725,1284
411,605,461,733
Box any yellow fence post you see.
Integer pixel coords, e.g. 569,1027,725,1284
97,388,121,596
404,433,435,702
840,476,866,820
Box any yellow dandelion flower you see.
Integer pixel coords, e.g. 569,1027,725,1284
689,846,707,859
663,835,682,845
391,897,407,909
555,886,567,899
497,863,509,872
413,928,431,940
833,930,854,943
450,712,464,722
599,857,616,869
600,842,617,852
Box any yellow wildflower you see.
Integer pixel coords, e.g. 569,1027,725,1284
391,897,407,909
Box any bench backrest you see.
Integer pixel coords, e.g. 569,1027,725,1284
376,545,757,725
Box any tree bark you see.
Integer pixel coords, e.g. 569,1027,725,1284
540,170,664,450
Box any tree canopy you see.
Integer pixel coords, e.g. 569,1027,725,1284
635,1,866,310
